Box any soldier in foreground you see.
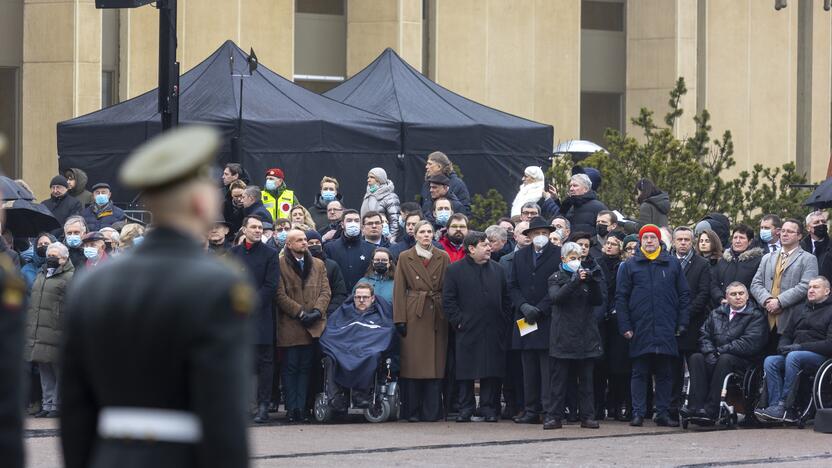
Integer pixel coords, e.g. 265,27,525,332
60,127,255,468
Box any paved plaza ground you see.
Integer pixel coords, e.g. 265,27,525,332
24,415,832,467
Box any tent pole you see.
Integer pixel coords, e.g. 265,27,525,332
158,0,179,131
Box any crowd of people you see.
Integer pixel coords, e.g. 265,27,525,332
18,149,832,431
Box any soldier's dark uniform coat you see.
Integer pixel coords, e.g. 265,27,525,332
60,227,254,468
0,255,26,468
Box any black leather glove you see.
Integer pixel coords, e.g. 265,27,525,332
520,303,541,325
675,325,687,337
778,343,801,355
395,323,407,337
300,309,322,328
704,352,718,366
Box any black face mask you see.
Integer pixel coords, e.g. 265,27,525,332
596,224,609,237
46,257,61,269
815,224,828,238
308,244,323,258
36,246,48,258
373,262,389,275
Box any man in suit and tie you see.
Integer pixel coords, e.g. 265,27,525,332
758,214,782,255
751,218,819,355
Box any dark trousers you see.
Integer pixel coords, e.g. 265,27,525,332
400,378,443,421
306,342,323,411
550,358,595,421
281,344,314,412
496,350,524,416
443,328,459,414
687,352,750,416
254,345,275,404
765,325,780,357
521,349,551,416
671,352,693,413
631,354,673,418
607,373,631,415
457,378,500,418
593,356,608,417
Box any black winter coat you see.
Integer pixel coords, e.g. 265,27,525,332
548,265,604,359
323,257,347,314
231,241,279,345
561,191,608,236
311,193,343,231
443,256,511,379
508,243,561,350
324,235,376,291
598,255,630,373
699,303,768,359
419,171,471,216
676,253,713,352
710,247,764,306
243,200,274,224
778,296,832,357
42,195,82,231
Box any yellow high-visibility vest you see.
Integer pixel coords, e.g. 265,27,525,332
262,189,295,220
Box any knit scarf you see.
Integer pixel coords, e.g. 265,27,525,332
415,243,433,260
641,246,660,261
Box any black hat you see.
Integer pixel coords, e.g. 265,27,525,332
609,231,626,241
90,182,111,191
82,232,106,243
426,174,450,186
50,175,68,189
522,217,556,236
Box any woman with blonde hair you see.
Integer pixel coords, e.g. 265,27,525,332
289,204,316,230
119,223,146,250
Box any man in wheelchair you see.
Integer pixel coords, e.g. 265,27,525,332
319,283,396,411
756,276,832,423
682,282,768,423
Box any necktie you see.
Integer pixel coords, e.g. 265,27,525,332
298,258,305,271
729,310,737,321
769,252,787,329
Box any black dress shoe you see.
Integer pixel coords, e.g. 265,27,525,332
253,402,270,424
513,412,540,424
630,415,644,426
581,419,600,429
45,410,60,419
456,414,472,423
679,406,692,418
485,415,498,423
655,414,679,427
542,418,562,430
33,410,49,418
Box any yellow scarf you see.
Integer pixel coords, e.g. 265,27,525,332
640,246,660,261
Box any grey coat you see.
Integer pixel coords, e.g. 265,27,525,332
360,182,401,239
750,247,818,331
24,261,75,363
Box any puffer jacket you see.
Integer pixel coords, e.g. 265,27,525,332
562,191,608,236
360,182,401,239
699,302,768,359
637,191,670,228
710,247,764,306
24,261,75,363
777,295,832,357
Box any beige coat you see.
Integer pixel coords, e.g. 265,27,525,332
276,252,331,347
393,246,450,379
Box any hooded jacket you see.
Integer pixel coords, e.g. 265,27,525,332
65,168,93,208
637,191,670,228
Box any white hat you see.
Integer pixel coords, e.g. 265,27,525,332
524,166,544,182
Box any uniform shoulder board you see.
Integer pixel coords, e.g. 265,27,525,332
229,281,255,316
0,255,25,311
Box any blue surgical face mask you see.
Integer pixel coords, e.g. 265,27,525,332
65,234,82,248
132,235,144,247
435,211,451,226
83,246,99,260
759,229,773,242
95,193,109,205
344,222,361,237
382,223,390,237
265,180,277,191
398,217,406,228
276,231,288,244
368,184,379,193
321,190,336,202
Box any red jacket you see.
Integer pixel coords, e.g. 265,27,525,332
438,235,466,263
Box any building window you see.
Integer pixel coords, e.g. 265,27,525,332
580,92,623,145
296,0,344,15
294,0,346,91
0,67,18,177
102,71,117,108
581,0,624,32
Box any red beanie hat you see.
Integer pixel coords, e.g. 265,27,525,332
638,224,661,241
266,167,284,179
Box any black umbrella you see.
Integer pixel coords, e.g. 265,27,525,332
0,176,34,201
804,177,832,209
2,199,59,237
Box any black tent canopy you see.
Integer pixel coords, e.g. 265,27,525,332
57,41,402,205
324,48,554,199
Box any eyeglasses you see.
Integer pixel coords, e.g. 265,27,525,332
521,211,539,216
354,295,372,302
448,224,467,229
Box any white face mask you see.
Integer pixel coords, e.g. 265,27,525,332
532,235,549,249
565,259,582,272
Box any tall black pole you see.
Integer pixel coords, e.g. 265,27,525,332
158,0,179,130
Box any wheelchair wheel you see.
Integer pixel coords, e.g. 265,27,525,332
813,359,832,410
314,393,332,423
387,384,401,421
364,398,392,423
